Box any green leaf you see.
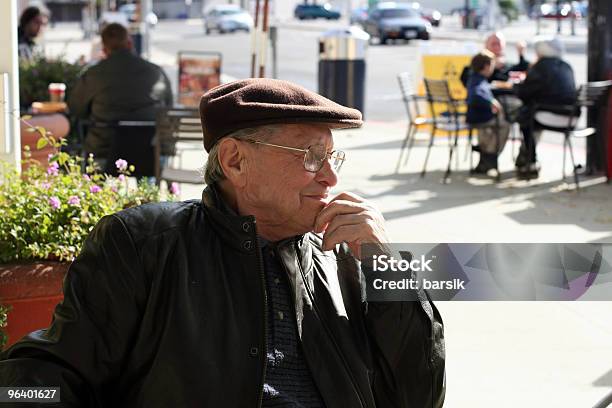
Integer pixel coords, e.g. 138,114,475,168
36,137,48,150
58,152,70,165
35,126,47,139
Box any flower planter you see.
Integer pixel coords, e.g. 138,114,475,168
0,261,69,348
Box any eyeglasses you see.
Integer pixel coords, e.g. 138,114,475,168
245,140,346,173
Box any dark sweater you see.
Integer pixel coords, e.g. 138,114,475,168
466,73,495,124
261,242,325,408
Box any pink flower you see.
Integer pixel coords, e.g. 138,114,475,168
41,181,51,190
89,185,102,194
67,195,80,206
48,196,61,209
169,182,180,195
110,185,118,193
115,159,128,172
83,174,91,181
47,162,59,176
118,174,126,182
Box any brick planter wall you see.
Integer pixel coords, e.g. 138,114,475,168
0,261,69,348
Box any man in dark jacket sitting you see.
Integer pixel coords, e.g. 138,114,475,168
68,23,173,171
0,78,445,408
513,36,577,178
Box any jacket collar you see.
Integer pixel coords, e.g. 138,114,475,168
200,184,312,260
201,184,257,253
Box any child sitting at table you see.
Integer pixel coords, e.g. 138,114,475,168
466,50,511,174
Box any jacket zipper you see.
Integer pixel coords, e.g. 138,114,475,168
254,225,268,408
279,241,368,408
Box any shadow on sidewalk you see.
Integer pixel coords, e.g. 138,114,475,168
359,169,612,235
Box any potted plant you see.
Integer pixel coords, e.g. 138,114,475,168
18,56,83,171
0,129,179,349
19,55,82,108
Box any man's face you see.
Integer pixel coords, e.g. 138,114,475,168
25,15,45,38
485,35,504,58
239,124,339,237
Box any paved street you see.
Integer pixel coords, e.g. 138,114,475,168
38,16,612,408
146,15,588,122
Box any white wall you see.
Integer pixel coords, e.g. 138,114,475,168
0,0,21,169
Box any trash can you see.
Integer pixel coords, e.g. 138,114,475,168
318,27,369,116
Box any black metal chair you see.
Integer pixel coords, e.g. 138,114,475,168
77,119,157,178
395,72,434,173
531,80,612,188
423,78,470,181
154,107,205,187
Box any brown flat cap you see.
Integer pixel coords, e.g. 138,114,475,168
199,78,363,152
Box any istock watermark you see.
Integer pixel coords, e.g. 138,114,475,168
361,243,612,301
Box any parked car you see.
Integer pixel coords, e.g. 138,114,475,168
363,2,431,44
204,5,253,34
350,7,369,26
294,3,341,20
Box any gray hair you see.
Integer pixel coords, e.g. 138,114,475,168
203,124,281,185
534,36,564,58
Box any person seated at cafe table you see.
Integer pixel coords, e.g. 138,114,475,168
68,23,173,169
17,6,48,62
512,36,577,179
461,31,530,86
466,50,510,175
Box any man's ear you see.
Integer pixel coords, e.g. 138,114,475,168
218,138,248,188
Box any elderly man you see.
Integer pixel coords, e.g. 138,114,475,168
513,36,576,178
0,79,445,407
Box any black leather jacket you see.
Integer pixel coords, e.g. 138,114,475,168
515,57,577,110
0,185,445,407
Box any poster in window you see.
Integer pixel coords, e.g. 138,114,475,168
178,52,222,107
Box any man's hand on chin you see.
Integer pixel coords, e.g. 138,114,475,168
313,192,389,260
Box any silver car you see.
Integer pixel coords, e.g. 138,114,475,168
204,5,254,34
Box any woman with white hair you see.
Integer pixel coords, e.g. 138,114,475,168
513,36,577,179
